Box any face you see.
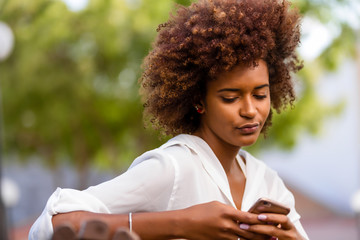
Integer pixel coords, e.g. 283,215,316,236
196,60,271,149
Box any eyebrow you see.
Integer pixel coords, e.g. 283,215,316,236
217,84,270,93
254,84,270,90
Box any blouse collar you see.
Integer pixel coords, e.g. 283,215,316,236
167,134,249,209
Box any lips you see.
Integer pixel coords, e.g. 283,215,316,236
237,123,260,134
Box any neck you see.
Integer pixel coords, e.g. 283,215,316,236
193,130,240,174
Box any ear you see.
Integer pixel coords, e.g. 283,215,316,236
200,99,206,111
195,100,205,114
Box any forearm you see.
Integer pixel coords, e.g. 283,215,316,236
52,210,186,240
132,210,185,240
51,201,270,240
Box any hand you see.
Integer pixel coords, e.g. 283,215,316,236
179,201,270,240
241,213,306,240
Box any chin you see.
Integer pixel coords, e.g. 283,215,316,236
240,141,257,147
238,135,259,147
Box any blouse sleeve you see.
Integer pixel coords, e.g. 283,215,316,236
29,148,177,240
268,172,309,240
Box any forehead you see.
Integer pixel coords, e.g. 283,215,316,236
209,60,269,90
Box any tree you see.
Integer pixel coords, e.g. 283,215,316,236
0,0,358,187
0,0,180,188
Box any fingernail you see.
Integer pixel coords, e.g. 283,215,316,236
258,214,267,220
239,223,250,230
270,237,278,240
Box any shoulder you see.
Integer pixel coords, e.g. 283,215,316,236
240,149,297,199
240,149,299,210
239,149,289,195
130,134,200,168
239,149,278,177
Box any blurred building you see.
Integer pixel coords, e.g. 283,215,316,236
262,59,359,239
292,187,357,240
262,59,359,215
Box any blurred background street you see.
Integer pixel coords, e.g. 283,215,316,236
0,0,359,239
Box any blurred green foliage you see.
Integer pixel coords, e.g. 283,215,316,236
249,0,359,151
0,0,358,186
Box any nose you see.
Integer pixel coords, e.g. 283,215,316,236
240,96,256,119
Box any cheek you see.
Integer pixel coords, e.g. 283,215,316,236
206,104,233,126
261,100,271,120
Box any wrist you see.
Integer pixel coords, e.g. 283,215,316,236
172,208,190,239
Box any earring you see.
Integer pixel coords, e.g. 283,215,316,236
195,105,203,113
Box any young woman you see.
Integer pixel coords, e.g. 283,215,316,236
30,0,309,239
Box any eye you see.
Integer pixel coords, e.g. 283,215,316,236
254,94,267,100
221,97,237,103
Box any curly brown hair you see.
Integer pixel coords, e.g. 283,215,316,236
140,0,303,136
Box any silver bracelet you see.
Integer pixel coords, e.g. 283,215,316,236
129,212,133,233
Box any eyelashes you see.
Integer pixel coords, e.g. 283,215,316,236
221,97,237,103
221,95,268,103
254,95,267,99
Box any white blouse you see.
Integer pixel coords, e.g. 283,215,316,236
29,134,309,240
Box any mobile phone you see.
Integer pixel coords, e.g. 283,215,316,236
248,198,290,215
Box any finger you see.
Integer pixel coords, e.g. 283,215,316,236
245,221,300,240
218,220,269,240
257,214,293,230
232,223,269,240
244,223,281,238
232,211,263,225
225,210,276,239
